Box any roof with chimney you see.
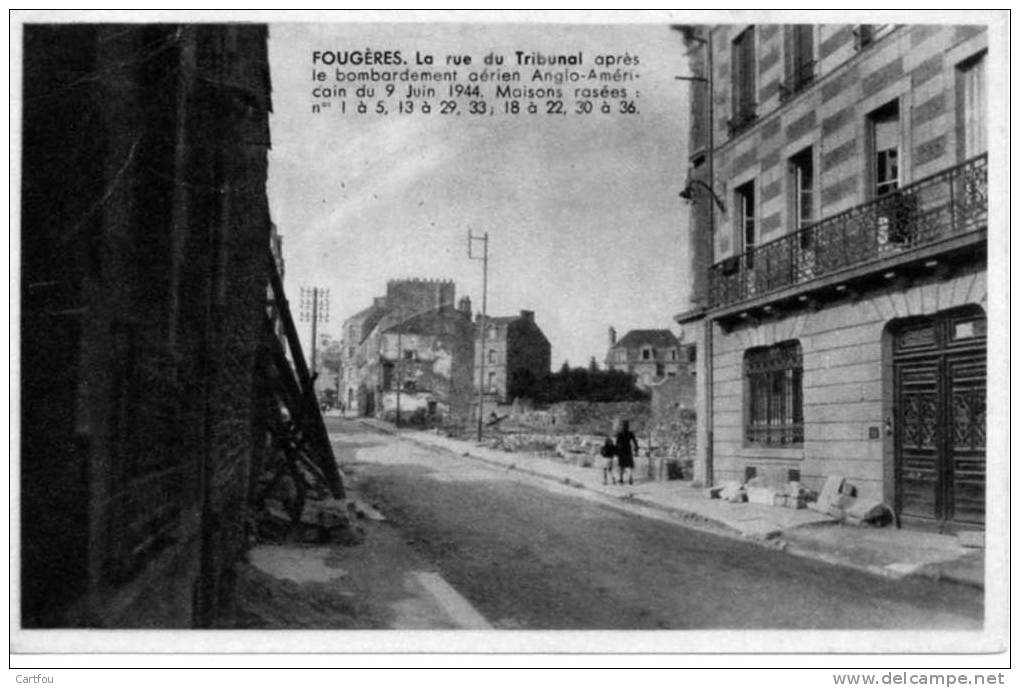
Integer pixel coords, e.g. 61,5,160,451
476,310,546,340
611,329,680,350
379,305,468,335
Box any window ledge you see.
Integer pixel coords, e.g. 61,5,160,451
738,446,805,461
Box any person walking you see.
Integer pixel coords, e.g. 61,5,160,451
615,420,639,485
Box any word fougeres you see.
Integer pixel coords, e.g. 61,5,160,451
313,50,405,66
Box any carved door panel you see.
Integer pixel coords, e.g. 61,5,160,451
896,359,940,521
893,307,986,528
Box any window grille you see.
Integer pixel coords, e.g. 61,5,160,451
745,341,804,446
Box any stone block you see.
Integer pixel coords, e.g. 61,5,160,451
720,481,746,503
811,475,845,513
747,486,777,505
705,485,725,499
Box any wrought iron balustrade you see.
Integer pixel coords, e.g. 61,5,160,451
708,154,987,309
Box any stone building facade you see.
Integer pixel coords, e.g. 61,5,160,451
474,310,552,404
20,24,274,626
676,23,988,531
605,328,689,390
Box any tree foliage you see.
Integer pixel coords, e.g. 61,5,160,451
509,365,648,404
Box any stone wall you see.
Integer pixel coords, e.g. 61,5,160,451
509,401,652,436
20,24,273,628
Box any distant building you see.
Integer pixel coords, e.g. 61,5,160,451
605,328,689,389
474,310,552,404
675,23,987,530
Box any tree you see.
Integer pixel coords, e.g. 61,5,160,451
512,364,648,404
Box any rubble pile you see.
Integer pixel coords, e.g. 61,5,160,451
553,435,604,466
705,474,894,527
254,421,365,546
480,432,560,455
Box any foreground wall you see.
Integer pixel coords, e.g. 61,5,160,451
20,24,273,628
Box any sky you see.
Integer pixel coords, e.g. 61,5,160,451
267,21,693,368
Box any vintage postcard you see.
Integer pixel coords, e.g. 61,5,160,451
10,10,1010,667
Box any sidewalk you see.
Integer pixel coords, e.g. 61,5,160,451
357,418,984,590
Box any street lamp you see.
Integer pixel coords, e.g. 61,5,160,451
468,229,489,442
679,179,726,213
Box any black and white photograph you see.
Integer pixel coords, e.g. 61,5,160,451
10,9,1010,671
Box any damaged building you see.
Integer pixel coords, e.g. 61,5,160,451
340,279,475,423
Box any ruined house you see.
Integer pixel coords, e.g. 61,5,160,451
340,279,474,422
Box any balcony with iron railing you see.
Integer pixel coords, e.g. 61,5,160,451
708,154,987,312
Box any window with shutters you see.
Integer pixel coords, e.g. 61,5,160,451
957,52,987,160
781,25,815,100
729,27,757,135
869,100,900,198
789,147,815,248
735,180,757,267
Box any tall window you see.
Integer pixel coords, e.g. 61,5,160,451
789,147,814,247
488,371,496,392
488,349,496,364
731,27,757,131
736,180,757,266
869,101,900,198
641,347,652,361
958,52,987,159
783,25,815,96
745,341,803,446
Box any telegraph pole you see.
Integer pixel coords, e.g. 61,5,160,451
468,230,489,441
299,287,330,389
395,309,403,427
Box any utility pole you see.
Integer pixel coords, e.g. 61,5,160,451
468,230,489,442
299,287,330,394
395,309,403,427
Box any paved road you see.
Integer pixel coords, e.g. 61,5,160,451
330,418,983,631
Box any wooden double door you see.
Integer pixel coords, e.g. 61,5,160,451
893,306,986,529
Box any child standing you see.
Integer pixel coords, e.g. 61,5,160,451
600,436,617,485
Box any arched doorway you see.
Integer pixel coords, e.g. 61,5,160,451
890,305,986,530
